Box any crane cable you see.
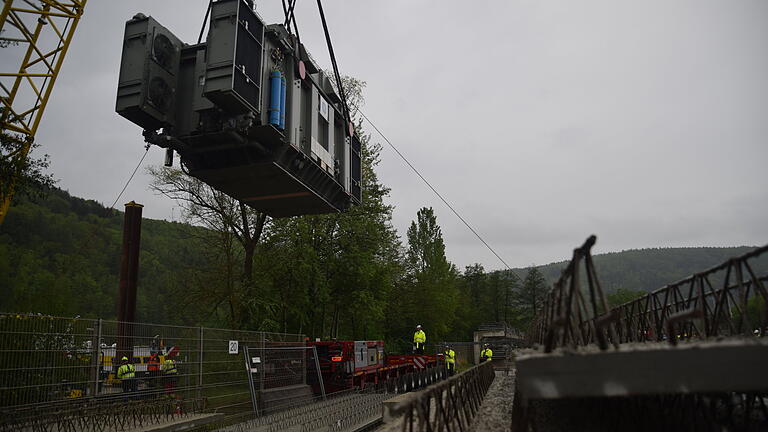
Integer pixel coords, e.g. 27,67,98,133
109,146,150,210
296,1,515,273
282,0,299,37
356,109,515,273
315,0,351,127
197,0,213,44
196,0,514,273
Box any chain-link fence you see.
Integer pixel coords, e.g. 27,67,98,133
0,313,303,430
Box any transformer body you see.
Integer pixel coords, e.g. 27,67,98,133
116,0,362,217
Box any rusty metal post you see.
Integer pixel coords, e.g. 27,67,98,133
117,201,143,361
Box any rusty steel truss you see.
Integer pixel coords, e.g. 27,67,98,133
387,361,495,432
531,235,619,352
611,244,768,345
531,236,768,351
516,237,768,431
0,396,207,432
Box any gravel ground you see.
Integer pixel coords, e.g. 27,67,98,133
470,370,515,432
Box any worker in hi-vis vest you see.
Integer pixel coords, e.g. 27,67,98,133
480,344,493,362
117,356,136,394
147,352,161,390
413,325,426,354
444,345,456,376
162,354,178,395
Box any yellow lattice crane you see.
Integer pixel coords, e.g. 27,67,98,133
0,0,87,225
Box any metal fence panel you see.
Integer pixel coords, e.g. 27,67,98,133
0,313,303,430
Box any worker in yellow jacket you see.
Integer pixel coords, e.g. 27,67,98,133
413,325,426,354
444,345,456,376
480,344,493,363
162,355,178,395
117,356,136,394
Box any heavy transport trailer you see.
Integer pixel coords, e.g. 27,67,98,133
307,340,444,394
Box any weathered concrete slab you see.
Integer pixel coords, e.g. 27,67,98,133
516,338,768,400
381,393,410,424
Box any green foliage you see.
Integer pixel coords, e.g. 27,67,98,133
0,131,56,206
3,186,764,345
0,188,208,324
2,76,765,350
513,267,547,329
606,288,646,308
387,207,459,350
730,296,767,333
450,265,519,340
523,247,766,295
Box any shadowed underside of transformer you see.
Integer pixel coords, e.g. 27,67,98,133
116,0,361,217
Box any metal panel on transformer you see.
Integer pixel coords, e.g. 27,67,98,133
116,15,183,130
204,0,264,114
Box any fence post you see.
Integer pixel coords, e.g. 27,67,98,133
312,346,326,400
198,327,204,400
259,332,264,393
89,318,102,396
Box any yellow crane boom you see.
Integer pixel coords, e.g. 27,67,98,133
0,0,87,225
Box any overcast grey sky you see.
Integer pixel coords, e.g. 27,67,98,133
28,0,768,271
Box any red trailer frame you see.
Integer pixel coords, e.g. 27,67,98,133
307,340,444,394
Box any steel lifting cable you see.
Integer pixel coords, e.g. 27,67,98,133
109,145,150,210
356,108,516,273
282,0,302,44
315,0,351,127
194,0,513,273
198,0,213,44
311,2,515,274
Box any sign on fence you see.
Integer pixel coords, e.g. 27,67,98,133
228,340,239,354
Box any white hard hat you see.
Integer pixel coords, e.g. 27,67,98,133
416,325,422,329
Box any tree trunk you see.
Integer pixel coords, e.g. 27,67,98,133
243,243,255,284
320,304,326,339
239,205,267,286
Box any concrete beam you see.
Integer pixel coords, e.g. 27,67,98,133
382,393,411,424
516,339,768,400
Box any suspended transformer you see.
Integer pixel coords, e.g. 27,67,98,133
115,0,362,217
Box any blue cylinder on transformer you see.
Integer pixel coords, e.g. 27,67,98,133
279,76,287,130
269,71,281,127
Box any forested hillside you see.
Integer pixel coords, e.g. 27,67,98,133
1,78,763,346
2,187,763,343
0,188,209,325
519,246,762,294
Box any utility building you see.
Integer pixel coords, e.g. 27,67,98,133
116,0,362,217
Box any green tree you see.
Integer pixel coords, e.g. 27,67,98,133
1,132,55,211
606,288,645,308
393,207,459,348
191,75,403,338
487,270,520,323
147,166,270,329
451,264,487,339
515,267,548,328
